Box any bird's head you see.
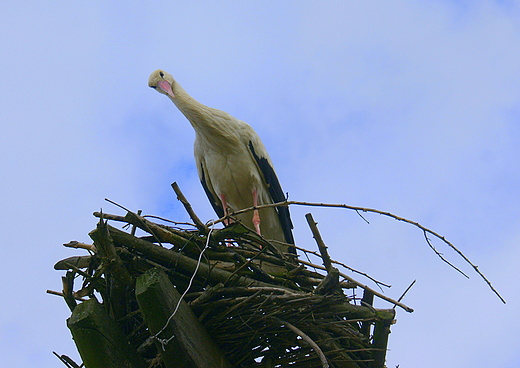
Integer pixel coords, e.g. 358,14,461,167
148,69,175,99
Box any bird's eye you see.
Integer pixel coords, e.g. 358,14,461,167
159,71,164,78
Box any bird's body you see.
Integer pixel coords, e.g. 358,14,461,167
148,70,295,256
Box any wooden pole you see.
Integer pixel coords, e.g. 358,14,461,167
136,267,232,368
67,298,146,368
372,318,393,368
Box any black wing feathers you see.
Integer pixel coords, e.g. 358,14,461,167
200,162,225,219
248,141,295,251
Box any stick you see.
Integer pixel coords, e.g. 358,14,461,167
395,279,416,307
297,259,414,313
130,209,142,236
53,352,82,368
63,241,96,252
291,245,391,289
171,182,208,234
209,200,505,304
305,213,333,273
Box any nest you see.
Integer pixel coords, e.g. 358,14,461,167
52,188,405,368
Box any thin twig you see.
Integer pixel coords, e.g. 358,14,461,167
297,259,414,313
171,182,208,234
209,200,505,304
143,215,195,227
46,290,88,302
291,245,391,289
103,199,164,247
63,241,96,252
53,352,82,368
395,279,416,308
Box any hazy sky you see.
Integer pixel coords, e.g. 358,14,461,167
1,1,519,367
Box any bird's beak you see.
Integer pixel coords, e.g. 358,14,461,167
157,80,175,98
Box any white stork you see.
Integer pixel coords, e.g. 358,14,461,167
148,69,295,256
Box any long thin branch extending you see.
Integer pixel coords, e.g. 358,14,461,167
208,200,505,304
396,279,416,304
297,259,413,313
104,198,164,247
293,245,391,289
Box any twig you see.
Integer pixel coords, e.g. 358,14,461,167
270,317,329,368
46,289,88,302
396,279,416,305
297,259,414,313
102,199,164,247
143,215,195,227
63,241,96,252
171,182,209,234
291,245,391,289
53,352,82,368
130,209,142,236
422,231,468,277
305,213,333,273
209,200,505,304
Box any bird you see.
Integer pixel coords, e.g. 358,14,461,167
148,69,295,259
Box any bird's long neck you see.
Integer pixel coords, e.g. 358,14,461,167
170,82,240,146
169,82,207,122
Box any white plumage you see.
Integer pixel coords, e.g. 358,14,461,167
148,70,295,256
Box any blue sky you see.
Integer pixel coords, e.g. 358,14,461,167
1,1,519,367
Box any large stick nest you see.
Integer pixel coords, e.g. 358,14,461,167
53,204,401,368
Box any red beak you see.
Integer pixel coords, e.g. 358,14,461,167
157,80,174,98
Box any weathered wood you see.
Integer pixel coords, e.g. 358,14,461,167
305,213,333,272
93,210,202,253
360,289,375,338
313,267,341,295
107,224,281,289
67,298,146,368
90,218,134,325
371,318,393,368
54,255,92,270
171,181,208,233
61,271,77,312
135,267,232,368
89,218,133,286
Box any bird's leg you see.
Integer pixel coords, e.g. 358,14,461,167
220,194,233,247
252,189,264,269
252,188,262,236
220,194,231,226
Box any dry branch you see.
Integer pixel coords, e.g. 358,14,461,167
306,213,333,273
171,182,208,233
213,199,505,304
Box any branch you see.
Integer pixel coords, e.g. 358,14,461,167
210,200,505,304
63,241,96,252
305,213,333,273
53,352,82,368
396,279,416,304
297,258,414,312
291,244,391,289
171,182,208,234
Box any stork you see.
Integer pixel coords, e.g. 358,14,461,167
148,69,295,257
